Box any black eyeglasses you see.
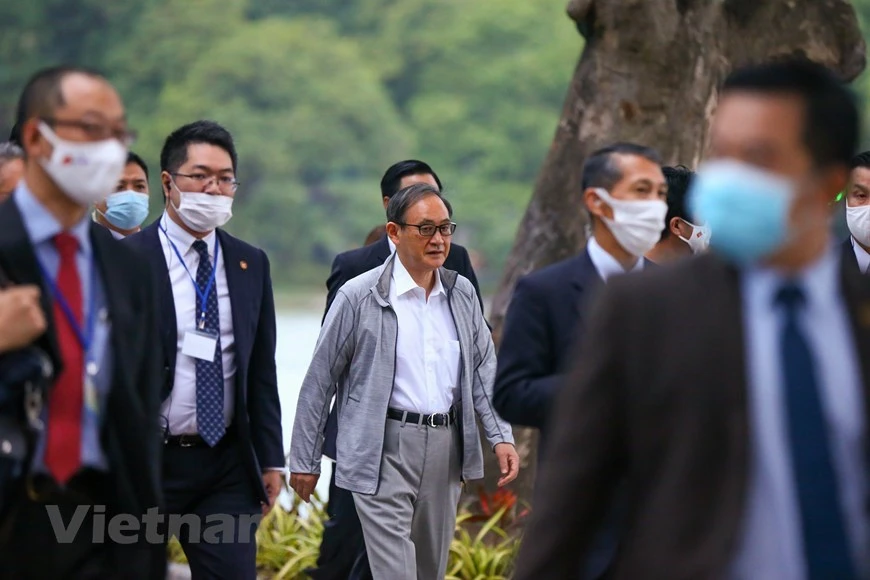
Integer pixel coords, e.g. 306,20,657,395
398,222,457,237
42,117,136,146
171,172,240,193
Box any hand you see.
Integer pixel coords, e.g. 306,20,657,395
494,443,520,487
261,471,284,516
289,472,319,503
0,286,46,353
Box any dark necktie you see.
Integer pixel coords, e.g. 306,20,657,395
193,240,224,446
45,232,84,483
777,283,856,579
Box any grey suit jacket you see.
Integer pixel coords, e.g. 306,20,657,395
289,253,513,494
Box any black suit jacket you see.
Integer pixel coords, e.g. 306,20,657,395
513,251,870,580
843,236,863,275
493,249,604,439
125,221,283,504
0,199,164,516
320,233,484,459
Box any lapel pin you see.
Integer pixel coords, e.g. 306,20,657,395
240,260,248,270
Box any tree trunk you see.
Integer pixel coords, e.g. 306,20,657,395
476,0,865,506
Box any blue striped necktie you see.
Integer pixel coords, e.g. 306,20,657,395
193,240,225,446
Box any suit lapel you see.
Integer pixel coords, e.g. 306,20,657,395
570,249,604,316
217,230,250,375
842,238,862,277
139,222,177,384
0,198,61,369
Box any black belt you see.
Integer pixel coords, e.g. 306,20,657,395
387,407,456,427
164,434,210,447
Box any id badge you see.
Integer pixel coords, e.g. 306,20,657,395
181,328,219,361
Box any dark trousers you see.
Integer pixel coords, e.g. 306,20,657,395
162,433,262,580
0,469,165,580
306,469,372,580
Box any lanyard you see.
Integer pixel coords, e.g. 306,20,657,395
37,254,98,354
159,223,220,330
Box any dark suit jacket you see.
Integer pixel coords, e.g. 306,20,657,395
493,249,603,438
125,221,283,504
843,236,862,275
320,233,484,459
513,252,870,580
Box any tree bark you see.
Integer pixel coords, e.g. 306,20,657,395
477,0,865,505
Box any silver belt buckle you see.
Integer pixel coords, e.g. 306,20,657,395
427,412,448,428
179,435,196,447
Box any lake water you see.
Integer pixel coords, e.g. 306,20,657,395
275,311,333,502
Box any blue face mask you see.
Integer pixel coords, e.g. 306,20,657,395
100,190,149,231
687,159,796,265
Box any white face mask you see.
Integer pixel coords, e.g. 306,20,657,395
594,188,668,257
38,121,127,206
678,219,712,254
846,204,870,247
170,180,233,232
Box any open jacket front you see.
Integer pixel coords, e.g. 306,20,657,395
289,253,513,495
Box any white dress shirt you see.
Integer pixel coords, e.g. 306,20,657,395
389,254,461,415
586,236,644,282
387,235,396,254
159,212,237,436
731,247,869,579
851,236,870,274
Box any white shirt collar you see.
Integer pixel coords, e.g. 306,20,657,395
743,243,840,309
160,210,216,258
392,253,445,298
586,235,643,282
387,235,396,254
851,237,870,274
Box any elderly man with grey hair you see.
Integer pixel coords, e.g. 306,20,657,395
0,141,24,201
290,182,519,580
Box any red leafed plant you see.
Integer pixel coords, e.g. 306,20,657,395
467,486,530,526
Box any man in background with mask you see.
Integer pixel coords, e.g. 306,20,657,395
494,142,666,439
645,165,711,263
494,142,666,580
94,151,150,239
842,151,870,274
125,120,283,579
513,58,869,580
0,142,24,202
0,66,164,579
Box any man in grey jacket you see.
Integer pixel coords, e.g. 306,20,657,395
289,183,518,580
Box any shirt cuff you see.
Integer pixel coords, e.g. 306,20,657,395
264,467,286,473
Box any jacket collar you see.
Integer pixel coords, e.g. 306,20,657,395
373,252,459,307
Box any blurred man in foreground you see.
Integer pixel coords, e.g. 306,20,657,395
645,165,711,263
94,151,150,239
514,58,869,580
0,65,164,580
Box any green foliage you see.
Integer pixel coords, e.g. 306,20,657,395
447,509,522,580
3,0,870,291
166,496,523,579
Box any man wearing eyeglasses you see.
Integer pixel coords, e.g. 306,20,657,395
0,66,165,579
289,183,518,580
126,121,283,579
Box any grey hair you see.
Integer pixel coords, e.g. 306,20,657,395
386,182,453,224
0,141,23,166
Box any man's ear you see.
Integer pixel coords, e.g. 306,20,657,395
669,216,683,237
386,222,400,243
584,188,602,218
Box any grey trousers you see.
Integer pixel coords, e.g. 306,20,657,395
353,416,462,580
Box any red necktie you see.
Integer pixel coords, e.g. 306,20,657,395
44,232,83,484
